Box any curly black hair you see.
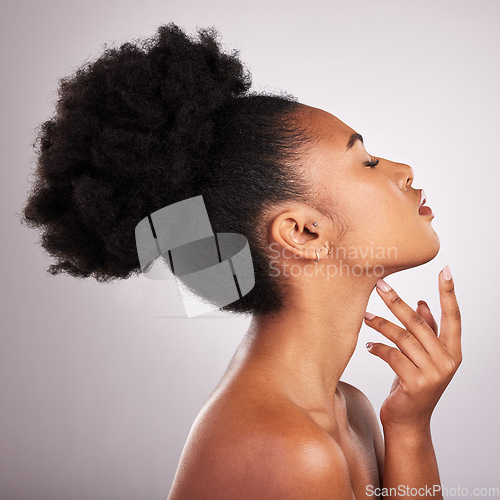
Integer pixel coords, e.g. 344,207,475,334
21,22,338,316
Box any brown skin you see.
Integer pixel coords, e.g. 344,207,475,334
167,105,461,499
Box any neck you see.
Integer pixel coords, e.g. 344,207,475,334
229,271,381,412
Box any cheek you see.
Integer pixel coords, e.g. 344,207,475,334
340,182,403,230
335,183,413,251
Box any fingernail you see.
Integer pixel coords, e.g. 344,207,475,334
364,312,376,320
417,300,429,309
376,279,392,292
365,342,373,349
443,265,453,281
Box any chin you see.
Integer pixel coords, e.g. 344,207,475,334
423,228,441,261
410,232,441,267
407,223,441,266
376,232,441,277
414,235,441,269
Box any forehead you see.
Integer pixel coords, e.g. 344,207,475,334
297,105,359,157
300,106,354,144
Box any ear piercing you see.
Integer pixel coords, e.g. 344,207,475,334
310,222,331,262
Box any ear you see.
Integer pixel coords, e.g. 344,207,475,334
269,209,324,261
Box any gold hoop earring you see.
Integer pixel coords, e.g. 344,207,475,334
325,245,331,256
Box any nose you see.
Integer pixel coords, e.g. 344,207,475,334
394,162,414,190
378,158,415,190
403,163,414,190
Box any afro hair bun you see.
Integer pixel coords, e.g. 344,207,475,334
22,23,251,277
21,22,318,315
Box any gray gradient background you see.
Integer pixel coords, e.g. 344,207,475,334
1,0,499,498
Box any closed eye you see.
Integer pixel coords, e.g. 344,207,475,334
364,156,379,168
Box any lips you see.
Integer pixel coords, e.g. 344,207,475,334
418,189,433,216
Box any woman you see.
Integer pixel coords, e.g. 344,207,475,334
22,22,462,499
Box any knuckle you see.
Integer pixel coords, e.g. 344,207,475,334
442,307,461,321
376,317,389,328
396,329,413,342
387,348,400,360
440,358,457,375
413,376,427,392
409,313,426,326
390,294,403,305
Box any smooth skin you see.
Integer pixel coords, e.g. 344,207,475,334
167,105,461,499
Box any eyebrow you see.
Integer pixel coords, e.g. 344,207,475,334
345,133,364,152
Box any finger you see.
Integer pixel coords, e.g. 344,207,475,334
375,279,445,357
417,301,438,336
365,342,418,381
438,266,462,361
364,313,432,369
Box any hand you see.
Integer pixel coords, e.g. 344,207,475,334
364,266,462,431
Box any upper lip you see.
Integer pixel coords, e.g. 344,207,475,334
418,189,427,209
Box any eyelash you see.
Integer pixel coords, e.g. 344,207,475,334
364,156,379,168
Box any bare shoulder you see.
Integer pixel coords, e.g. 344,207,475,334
337,380,382,439
338,380,378,423
168,396,356,500
338,381,385,478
